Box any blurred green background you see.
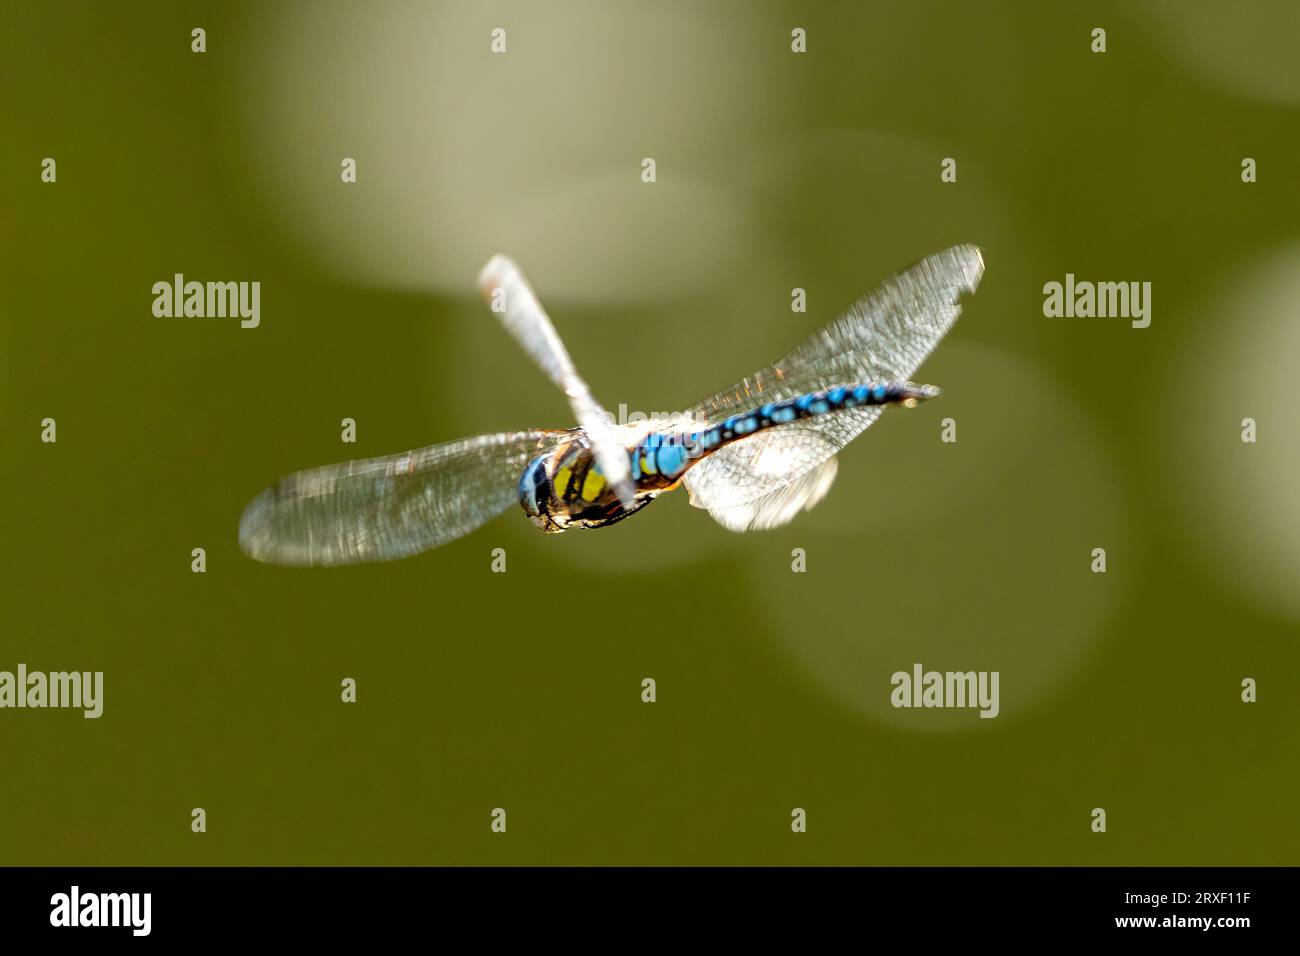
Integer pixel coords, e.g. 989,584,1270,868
2,1,1297,865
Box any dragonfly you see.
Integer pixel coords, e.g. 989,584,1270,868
239,245,985,566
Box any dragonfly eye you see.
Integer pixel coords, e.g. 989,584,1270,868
518,457,547,519
519,455,569,532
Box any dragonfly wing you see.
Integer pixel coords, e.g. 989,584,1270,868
687,244,983,423
478,255,635,506
682,418,864,517
681,245,982,510
239,430,567,567
695,455,839,532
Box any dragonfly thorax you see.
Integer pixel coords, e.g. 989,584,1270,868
518,439,656,534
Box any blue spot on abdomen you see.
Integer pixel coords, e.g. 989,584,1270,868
657,444,688,477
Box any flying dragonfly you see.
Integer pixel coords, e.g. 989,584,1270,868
239,245,985,566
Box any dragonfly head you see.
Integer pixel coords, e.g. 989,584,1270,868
519,455,569,533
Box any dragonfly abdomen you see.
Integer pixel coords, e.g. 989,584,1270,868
634,381,939,486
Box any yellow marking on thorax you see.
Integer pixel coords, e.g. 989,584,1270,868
580,469,607,501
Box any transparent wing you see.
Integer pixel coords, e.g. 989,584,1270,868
239,430,567,567
478,255,635,507
686,245,984,423
682,245,983,513
684,410,880,515
697,456,839,532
